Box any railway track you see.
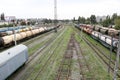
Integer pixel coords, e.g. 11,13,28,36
83,37,120,78
74,37,94,80
74,26,120,79
55,34,74,80
7,26,65,80
14,26,67,80
26,29,63,63
32,31,66,80
56,34,94,80
23,26,63,47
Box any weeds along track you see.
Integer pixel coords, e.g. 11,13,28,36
83,37,120,78
26,26,65,64
74,26,120,78
18,26,67,80
31,31,66,80
55,34,74,80
74,37,94,80
7,26,66,80
56,34,93,80
23,26,64,63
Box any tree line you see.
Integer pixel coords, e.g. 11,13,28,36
73,13,120,30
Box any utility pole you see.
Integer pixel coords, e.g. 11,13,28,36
13,20,17,46
108,33,113,78
54,0,57,32
113,32,120,80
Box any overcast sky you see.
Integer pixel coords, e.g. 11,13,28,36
0,0,120,19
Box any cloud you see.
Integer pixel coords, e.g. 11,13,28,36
58,0,120,19
0,0,120,19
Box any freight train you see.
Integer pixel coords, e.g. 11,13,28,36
0,25,60,47
0,44,28,80
0,26,27,37
75,24,119,51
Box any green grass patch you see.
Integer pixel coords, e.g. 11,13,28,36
74,28,112,80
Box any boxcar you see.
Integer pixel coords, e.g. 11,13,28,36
0,44,28,80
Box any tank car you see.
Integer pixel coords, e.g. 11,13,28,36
25,31,32,37
105,37,118,48
19,32,27,39
6,31,13,35
94,25,101,32
100,27,108,34
0,35,13,46
91,31,100,40
108,29,120,39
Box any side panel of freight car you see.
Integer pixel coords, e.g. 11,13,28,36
0,44,28,80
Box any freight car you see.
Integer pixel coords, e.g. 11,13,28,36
0,26,58,47
0,44,28,80
0,26,26,32
91,31,118,50
0,26,33,37
75,24,94,34
99,27,108,34
94,25,101,32
75,24,118,51
91,31,100,40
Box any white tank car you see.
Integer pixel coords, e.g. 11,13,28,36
0,44,28,80
92,31,102,38
94,32,99,37
31,30,36,35
106,37,118,47
39,27,44,32
13,34,22,41
19,32,27,39
25,31,33,37
99,35,106,42
35,29,40,34
44,27,47,30
2,35,13,45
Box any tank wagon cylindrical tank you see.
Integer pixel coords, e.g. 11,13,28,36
91,31,100,40
0,26,56,47
108,29,120,38
94,25,101,32
100,27,108,34
105,37,118,47
0,44,28,80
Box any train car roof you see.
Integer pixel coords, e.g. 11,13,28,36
0,44,28,67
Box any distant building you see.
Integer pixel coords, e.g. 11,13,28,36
96,16,106,22
0,22,9,25
5,16,16,22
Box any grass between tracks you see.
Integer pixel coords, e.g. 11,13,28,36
74,27,112,79
21,25,114,80
26,29,61,56
84,32,116,62
23,26,73,80
39,26,73,80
